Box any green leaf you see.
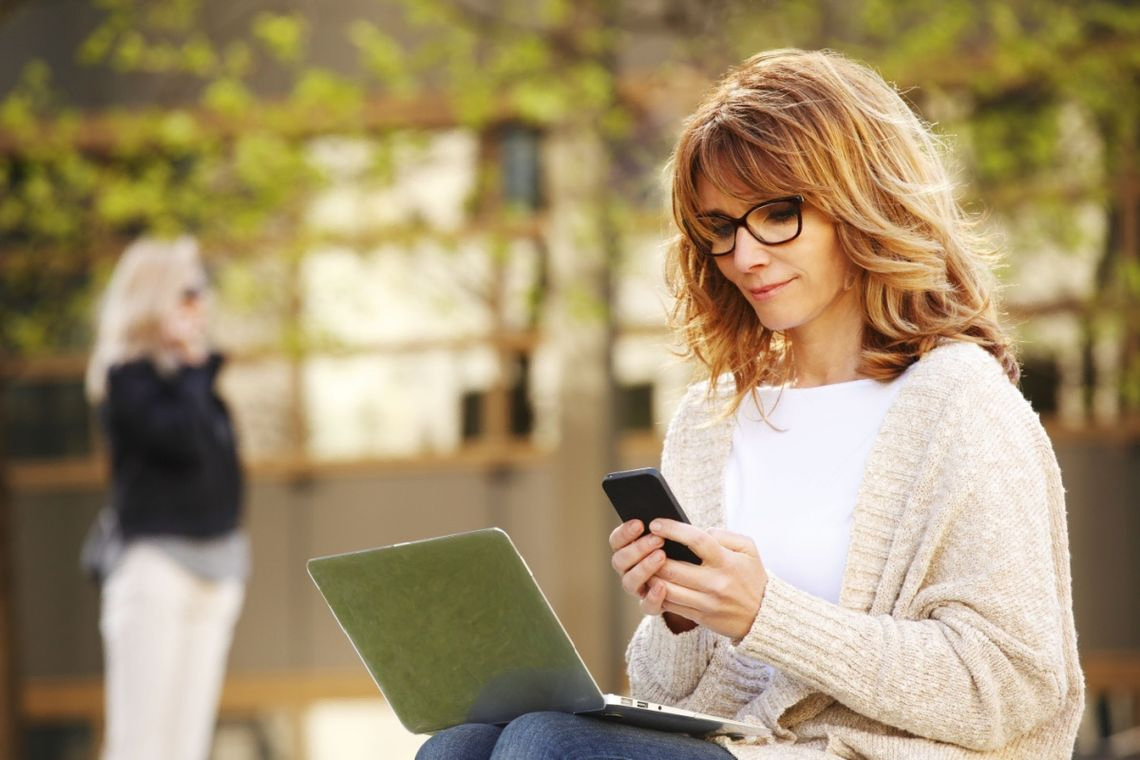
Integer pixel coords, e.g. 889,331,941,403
202,78,253,117
112,30,147,71
224,41,253,77
349,21,414,94
78,23,120,66
156,110,200,149
253,12,308,65
183,35,218,76
510,80,567,124
144,0,200,33
290,69,365,128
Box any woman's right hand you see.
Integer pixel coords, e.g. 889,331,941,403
609,520,697,633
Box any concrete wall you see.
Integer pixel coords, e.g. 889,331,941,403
1059,438,1140,651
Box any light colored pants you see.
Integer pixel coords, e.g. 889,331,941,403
100,544,244,760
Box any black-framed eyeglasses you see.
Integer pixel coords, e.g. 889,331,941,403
694,195,804,256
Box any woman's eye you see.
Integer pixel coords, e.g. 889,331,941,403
709,219,736,238
762,203,798,223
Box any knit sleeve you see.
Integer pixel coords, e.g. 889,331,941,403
626,612,776,721
625,381,776,722
734,366,1073,751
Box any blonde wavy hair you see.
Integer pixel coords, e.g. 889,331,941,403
667,48,1017,412
85,236,205,403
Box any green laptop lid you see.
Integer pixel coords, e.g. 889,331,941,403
307,528,605,734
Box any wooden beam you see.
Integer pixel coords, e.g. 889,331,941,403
21,670,379,723
1083,651,1140,693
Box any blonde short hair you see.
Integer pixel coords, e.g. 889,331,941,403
85,236,204,402
667,49,1017,411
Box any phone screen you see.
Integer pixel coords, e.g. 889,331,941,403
602,467,702,564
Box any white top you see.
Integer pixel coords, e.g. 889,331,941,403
724,370,910,604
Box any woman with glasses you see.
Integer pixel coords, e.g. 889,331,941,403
84,237,248,760
418,48,1081,760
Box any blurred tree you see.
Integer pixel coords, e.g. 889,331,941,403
852,0,1140,412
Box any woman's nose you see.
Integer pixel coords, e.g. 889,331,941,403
731,227,771,271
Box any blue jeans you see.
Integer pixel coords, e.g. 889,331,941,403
415,711,736,760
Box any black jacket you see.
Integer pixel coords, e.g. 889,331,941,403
103,353,243,540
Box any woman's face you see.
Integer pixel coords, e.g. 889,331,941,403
161,264,210,360
177,266,209,325
697,176,862,350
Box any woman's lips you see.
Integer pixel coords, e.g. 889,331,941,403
747,278,792,301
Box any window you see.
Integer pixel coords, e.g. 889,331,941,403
1019,356,1060,416
617,382,654,432
499,125,542,211
461,353,534,442
3,376,93,460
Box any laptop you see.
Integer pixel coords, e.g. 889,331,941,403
307,527,765,737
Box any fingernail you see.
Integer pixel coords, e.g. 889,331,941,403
650,520,661,532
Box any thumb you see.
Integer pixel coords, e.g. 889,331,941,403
708,528,759,557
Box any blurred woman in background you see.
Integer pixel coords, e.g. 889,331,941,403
84,236,248,760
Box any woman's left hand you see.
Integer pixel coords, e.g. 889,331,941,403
644,519,769,642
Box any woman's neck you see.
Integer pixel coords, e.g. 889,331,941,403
787,318,865,388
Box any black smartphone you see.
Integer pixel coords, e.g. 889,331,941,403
602,467,702,564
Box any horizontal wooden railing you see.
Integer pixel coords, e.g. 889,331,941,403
23,651,1140,733
22,670,379,723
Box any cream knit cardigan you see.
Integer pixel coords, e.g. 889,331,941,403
626,342,1083,759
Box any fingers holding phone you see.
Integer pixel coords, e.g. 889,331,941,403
609,519,665,599
604,469,706,633
608,524,690,628
648,521,769,642
604,471,770,639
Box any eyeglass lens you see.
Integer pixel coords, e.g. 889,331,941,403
707,198,802,255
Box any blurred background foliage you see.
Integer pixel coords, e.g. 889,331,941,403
0,0,1138,374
